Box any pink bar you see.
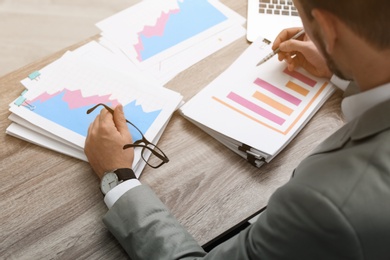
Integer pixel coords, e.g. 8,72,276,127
254,78,301,106
227,92,285,125
283,68,317,87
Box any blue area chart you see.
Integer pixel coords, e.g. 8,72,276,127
28,90,161,141
137,0,228,61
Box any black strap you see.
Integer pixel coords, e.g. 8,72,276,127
114,168,137,181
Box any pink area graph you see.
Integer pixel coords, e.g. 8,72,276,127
134,8,180,61
30,89,119,109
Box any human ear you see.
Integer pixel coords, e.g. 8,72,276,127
311,9,338,54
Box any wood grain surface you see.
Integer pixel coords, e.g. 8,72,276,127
0,1,345,259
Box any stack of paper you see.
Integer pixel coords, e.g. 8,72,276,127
6,0,246,176
95,0,246,85
6,42,183,177
180,37,336,167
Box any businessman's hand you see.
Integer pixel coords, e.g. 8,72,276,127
85,104,134,179
273,27,332,79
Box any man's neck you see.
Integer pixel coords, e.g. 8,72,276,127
346,40,390,91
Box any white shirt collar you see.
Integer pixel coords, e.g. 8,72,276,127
330,75,350,91
341,82,390,122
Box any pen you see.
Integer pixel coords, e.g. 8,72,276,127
256,29,305,66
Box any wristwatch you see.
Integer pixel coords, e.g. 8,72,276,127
100,168,136,195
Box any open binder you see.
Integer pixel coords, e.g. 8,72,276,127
180,37,336,167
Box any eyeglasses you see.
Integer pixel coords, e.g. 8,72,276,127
86,103,169,168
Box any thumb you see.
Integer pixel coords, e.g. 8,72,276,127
113,104,131,137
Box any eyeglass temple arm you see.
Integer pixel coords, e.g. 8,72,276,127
87,103,143,132
123,143,169,162
86,103,114,114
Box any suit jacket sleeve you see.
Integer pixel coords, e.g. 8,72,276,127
103,181,362,260
103,185,206,260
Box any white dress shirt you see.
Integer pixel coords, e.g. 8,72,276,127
104,178,141,209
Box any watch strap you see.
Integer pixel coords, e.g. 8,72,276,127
114,168,136,181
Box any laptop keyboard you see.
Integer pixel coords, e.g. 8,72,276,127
259,0,299,16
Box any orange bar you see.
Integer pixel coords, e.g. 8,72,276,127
286,81,309,96
283,82,329,134
252,91,294,116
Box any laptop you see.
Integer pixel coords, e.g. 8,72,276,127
246,0,302,42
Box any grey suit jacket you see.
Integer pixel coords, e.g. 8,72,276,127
103,99,390,260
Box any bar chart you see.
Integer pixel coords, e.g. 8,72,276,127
212,67,329,135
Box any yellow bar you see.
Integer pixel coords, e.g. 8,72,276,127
286,81,309,96
252,91,293,116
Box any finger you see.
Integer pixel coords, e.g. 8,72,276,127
98,107,115,129
284,54,294,64
272,27,303,50
287,62,296,72
113,104,133,140
287,53,306,71
277,50,297,61
85,116,99,152
99,106,111,119
278,39,309,55
89,115,101,136
87,118,94,136
277,52,288,61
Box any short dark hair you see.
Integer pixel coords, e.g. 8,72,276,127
297,0,390,50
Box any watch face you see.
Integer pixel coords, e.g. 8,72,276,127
101,172,119,195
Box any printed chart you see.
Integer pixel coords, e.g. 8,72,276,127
27,89,161,141
10,54,182,152
97,0,233,66
180,36,334,161
212,67,329,135
134,0,227,62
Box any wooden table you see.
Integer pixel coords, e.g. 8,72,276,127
0,1,345,258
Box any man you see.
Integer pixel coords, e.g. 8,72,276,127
85,0,390,259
